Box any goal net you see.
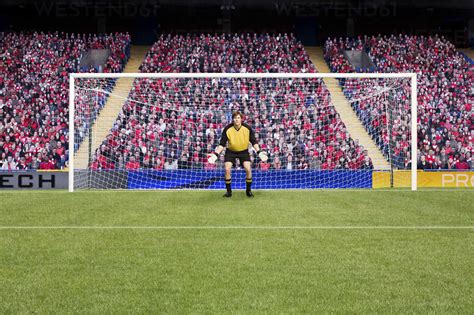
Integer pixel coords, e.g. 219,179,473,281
69,73,417,191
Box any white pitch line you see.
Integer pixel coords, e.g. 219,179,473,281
0,226,473,230
2,188,473,194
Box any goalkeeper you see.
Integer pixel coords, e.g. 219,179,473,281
208,111,268,197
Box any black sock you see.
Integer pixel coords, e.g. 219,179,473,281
246,177,252,192
225,178,232,193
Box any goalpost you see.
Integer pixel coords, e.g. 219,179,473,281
69,73,417,191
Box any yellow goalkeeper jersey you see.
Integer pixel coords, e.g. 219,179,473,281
219,123,257,152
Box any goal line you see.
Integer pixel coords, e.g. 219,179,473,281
0,226,472,230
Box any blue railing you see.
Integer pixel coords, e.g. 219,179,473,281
127,170,373,189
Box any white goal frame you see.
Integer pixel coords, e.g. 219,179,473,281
69,72,418,191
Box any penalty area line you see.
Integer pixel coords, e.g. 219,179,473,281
0,226,473,230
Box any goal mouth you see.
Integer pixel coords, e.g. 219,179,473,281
69,73,417,191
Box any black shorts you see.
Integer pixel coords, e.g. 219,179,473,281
224,149,251,165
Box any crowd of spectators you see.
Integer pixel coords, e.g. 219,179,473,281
91,33,374,171
8,32,468,172
140,33,314,73
0,31,130,170
325,34,473,170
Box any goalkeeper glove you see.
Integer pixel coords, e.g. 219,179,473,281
257,150,268,162
208,152,219,164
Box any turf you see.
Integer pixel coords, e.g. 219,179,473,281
1,190,473,313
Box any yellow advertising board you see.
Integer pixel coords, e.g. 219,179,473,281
373,171,474,188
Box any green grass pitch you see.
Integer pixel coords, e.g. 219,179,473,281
1,190,473,313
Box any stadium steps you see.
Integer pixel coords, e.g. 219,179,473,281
74,46,150,169
458,48,474,61
306,47,390,170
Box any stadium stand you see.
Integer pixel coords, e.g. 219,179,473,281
0,31,131,170
324,34,473,170
6,32,469,172
90,33,374,170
